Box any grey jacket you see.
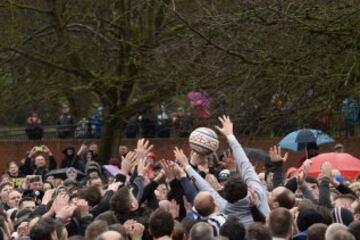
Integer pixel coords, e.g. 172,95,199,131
185,134,270,226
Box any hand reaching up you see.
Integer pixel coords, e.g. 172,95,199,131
121,151,137,175
136,138,154,160
124,220,145,239
159,159,175,182
269,145,288,163
174,147,189,167
215,115,233,137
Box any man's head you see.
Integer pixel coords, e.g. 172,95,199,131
352,200,360,221
66,167,78,181
34,155,47,168
247,223,272,240
89,143,98,154
268,207,293,239
149,209,174,239
334,194,357,210
110,187,138,214
118,145,128,157
190,222,214,240
29,176,43,191
334,143,345,153
348,221,360,240
307,223,327,240
305,176,319,199
219,216,245,240
269,186,295,209
19,197,36,210
8,161,19,176
7,189,22,208
325,223,348,240
326,230,355,240
30,217,57,240
0,182,12,202
222,176,248,203
194,192,217,217
96,231,124,240
85,220,108,240
78,186,102,208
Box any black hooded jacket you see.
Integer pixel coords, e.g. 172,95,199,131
61,145,85,171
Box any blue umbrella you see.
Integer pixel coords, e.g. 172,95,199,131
278,128,335,151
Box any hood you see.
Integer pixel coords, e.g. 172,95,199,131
63,145,76,155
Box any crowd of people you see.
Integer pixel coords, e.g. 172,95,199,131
2,115,359,240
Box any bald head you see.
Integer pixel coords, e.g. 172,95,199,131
96,231,124,240
194,192,216,217
270,186,295,209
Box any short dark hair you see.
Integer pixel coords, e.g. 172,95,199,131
78,185,102,207
0,182,11,192
219,216,245,240
222,176,248,203
30,217,56,240
276,189,295,209
95,211,117,225
307,223,327,240
85,220,108,240
110,187,132,214
19,197,35,208
305,176,319,186
268,207,293,238
172,221,186,240
149,209,174,238
247,223,272,240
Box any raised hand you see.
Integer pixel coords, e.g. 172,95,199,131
248,185,257,207
173,163,187,180
43,145,53,155
76,199,90,216
297,159,312,184
136,138,154,160
219,149,236,172
124,220,145,239
215,115,233,137
320,161,332,179
159,159,175,181
169,199,180,219
137,157,150,177
174,147,189,167
206,174,222,191
120,151,137,175
269,145,288,162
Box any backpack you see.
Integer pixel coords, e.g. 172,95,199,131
341,98,359,122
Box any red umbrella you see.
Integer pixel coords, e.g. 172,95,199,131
308,152,360,180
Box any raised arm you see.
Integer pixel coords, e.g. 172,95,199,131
174,147,228,212
216,115,270,216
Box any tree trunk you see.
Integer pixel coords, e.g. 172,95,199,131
98,107,124,165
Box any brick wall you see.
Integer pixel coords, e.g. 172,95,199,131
0,137,359,174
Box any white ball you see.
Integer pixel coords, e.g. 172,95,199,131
189,127,219,155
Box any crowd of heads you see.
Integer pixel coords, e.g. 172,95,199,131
0,115,359,240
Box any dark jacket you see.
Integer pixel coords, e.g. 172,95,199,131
61,146,85,171
25,121,43,140
20,155,57,179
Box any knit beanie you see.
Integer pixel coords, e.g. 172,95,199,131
331,207,354,226
297,208,325,232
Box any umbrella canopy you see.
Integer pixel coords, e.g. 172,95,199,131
46,168,85,180
278,129,334,151
308,153,360,180
103,165,121,177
